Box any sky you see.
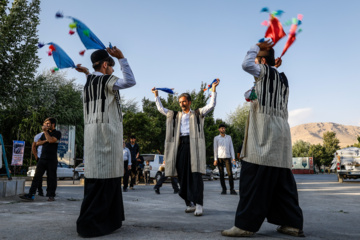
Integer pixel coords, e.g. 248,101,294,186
34,0,360,127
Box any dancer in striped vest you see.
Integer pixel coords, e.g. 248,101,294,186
75,46,136,237
222,40,304,237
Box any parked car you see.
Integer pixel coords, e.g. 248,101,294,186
332,147,360,183
27,162,75,180
213,161,241,180
142,154,164,183
74,163,85,180
202,165,214,181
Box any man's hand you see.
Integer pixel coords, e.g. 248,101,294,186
214,160,217,166
152,87,159,97
76,64,89,75
107,46,124,59
256,40,273,51
128,165,131,170
212,79,220,92
275,57,282,68
41,125,48,131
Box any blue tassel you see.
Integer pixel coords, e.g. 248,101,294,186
258,38,265,43
109,42,113,49
260,7,269,13
38,42,45,48
275,10,285,17
55,11,63,18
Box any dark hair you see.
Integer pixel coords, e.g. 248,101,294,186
178,93,191,102
130,135,136,139
256,48,275,66
93,57,115,71
257,56,275,66
44,117,57,127
218,124,226,129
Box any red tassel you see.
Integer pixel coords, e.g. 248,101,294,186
79,50,86,56
69,30,75,35
47,51,52,56
49,45,56,51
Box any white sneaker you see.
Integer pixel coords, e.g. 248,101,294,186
194,204,203,216
185,206,196,213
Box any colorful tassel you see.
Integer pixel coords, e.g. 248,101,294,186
37,42,45,48
260,7,269,13
55,11,63,18
69,30,75,35
79,50,86,56
261,20,269,26
69,22,77,29
47,51,52,56
49,45,56,51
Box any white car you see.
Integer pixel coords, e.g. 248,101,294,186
142,154,164,183
27,162,75,180
74,163,85,179
213,162,241,180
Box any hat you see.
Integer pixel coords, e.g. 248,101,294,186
91,49,110,64
257,48,274,58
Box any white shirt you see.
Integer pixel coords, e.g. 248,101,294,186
123,147,132,165
213,134,235,161
242,45,278,78
155,92,217,136
88,58,136,90
34,132,43,158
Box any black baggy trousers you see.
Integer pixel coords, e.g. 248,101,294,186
235,160,303,232
176,136,204,206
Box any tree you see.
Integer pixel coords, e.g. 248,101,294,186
353,136,360,148
292,140,311,157
322,131,340,166
308,144,325,166
0,71,84,166
0,0,40,106
227,102,250,150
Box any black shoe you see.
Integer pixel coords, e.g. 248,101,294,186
154,188,160,194
19,194,35,201
221,190,227,195
230,189,237,195
123,188,128,192
47,197,55,202
173,189,179,194
38,192,44,197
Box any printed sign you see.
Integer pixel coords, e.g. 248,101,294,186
57,125,76,165
292,157,312,170
11,140,25,166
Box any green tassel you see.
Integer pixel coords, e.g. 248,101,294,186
249,88,257,100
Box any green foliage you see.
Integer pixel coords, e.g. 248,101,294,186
292,140,311,157
0,71,84,163
322,131,340,166
308,144,325,166
0,0,40,106
227,102,250,151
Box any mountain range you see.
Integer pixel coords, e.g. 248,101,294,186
290,122,360,148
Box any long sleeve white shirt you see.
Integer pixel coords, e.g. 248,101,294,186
155,92,217,136
242,45,277,78
213,134,235,161
123,147,132,165
88,58,136,90
242,45,261,78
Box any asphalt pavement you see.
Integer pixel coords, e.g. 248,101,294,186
0,174,359,240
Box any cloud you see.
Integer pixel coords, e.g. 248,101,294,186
288,108,313,127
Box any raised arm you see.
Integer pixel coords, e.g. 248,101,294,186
107,47,136,90
201,79,220,116
242,40,273,78
152,87,169,116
